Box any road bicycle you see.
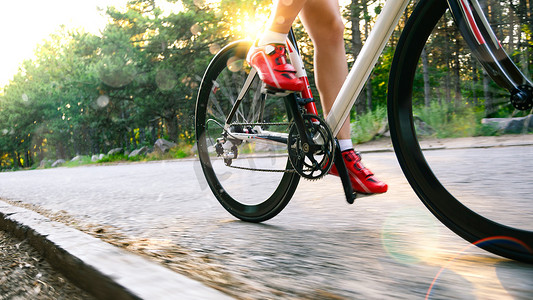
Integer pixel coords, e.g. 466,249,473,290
195,0,533,263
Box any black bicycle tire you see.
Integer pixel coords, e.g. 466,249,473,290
195,41,300,223
388,0,533,263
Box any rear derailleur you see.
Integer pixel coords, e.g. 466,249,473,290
214,125,253,166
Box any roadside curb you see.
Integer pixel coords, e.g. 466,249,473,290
355,135,533,153
0,201,233,300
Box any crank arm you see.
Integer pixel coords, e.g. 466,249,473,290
334,140,357,204
285,93,313,147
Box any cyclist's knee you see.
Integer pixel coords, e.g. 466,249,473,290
328,18,345,41
308,17,345,45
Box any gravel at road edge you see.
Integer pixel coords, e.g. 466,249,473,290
0,229,95,299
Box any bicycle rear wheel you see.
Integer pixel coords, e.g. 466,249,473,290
388,0,533,262
195,41,300,222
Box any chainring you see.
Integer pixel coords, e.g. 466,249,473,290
287,114,335,179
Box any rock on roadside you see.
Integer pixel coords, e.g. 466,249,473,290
51,159,65,168
154,138,177,153
482,115,533,134
128,146,149,158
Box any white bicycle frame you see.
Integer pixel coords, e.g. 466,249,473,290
322,0,410,136
226,0,409,146
290,0,524,137
227,0,525,145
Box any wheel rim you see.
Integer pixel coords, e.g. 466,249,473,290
195,41,299,221
388,0,533,262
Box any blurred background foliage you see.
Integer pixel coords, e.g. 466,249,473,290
0,0,531,169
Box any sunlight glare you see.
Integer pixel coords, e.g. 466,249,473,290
231,11,269,41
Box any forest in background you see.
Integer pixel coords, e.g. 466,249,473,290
0,0,531,169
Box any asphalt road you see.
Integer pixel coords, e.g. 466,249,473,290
1,146,532,299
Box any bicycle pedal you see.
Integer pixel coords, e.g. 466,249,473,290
261,84,292,96
345,191,378,204
354,192,376,199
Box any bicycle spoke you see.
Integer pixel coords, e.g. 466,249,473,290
196,41,299,222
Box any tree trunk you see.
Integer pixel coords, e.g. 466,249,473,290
350,0,362,57
483,69,493,114
518,0,531,79
151,123,157,144
453,39,462,106
15,152,22,168
472,58,479,106
57,142,66,159
165,115,179,142
350,0,366,114
362,0,373,111
444,18,452,104
123,130,129,150
139,127,146,146
366,80,373,111
421,47,431,107
25,150,32,167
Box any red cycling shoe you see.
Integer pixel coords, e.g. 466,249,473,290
329,149,388,194
247,43,305,92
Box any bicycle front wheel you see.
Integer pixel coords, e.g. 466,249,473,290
388,0,533,262
195,41,300,222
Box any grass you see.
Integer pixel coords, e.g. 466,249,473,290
29,143,195,170
97,153,144,163
63,156,95,167
350,101,522,144
351,106,388,144
413,101,484,138
145,143,194,160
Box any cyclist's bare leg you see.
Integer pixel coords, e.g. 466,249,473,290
300,0,387,194
254,0,387,193
261,0,350,139
266,0,307,35
299,0,350,140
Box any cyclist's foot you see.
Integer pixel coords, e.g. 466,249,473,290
329,149,388,194
247,43,305,92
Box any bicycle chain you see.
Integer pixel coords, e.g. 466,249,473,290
224,121,294,173
221,120,331,178
227,164,296,173
229,122,291,127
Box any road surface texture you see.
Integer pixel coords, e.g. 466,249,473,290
1,136,532,299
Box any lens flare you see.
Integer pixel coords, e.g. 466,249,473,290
381,207,441,264
209,43,221,55
227,56,243,73
425,236,533,300
96,95,110,108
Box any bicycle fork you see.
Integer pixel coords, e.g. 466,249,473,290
448,0,533,110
